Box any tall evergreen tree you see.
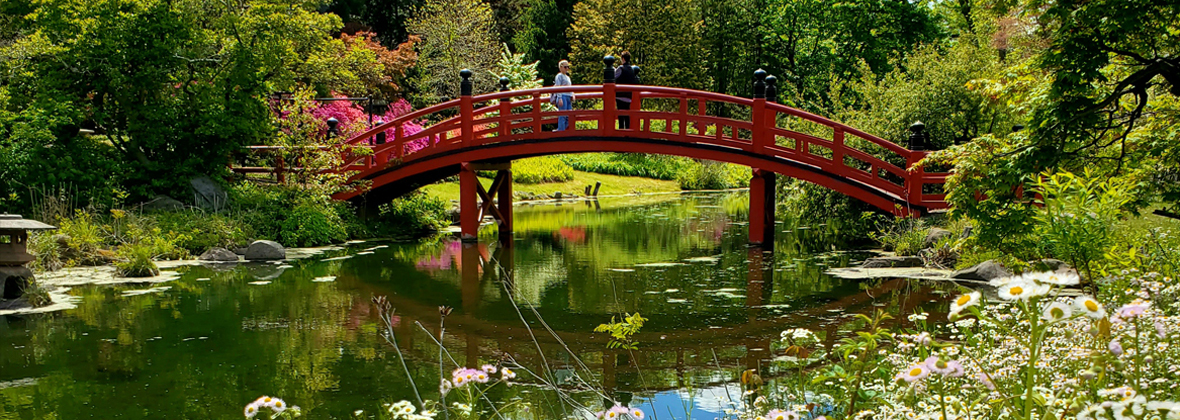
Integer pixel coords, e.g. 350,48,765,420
408,0,502,103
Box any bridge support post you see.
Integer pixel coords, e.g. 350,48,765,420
460,163,480,242
748,168,776,249
459,161,514,242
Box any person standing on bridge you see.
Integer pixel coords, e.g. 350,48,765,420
613,51,637,129
552,60,574,131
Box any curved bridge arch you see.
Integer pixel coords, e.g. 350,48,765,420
232,78,949,245
331,83,947,212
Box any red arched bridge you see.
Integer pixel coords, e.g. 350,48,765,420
234,62,949,247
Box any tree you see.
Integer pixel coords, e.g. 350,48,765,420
700,0,765,99
0,0,341,204
326,0,424,47
760,0,940,110
831,36,1018,149
923,0,1180,249
566,0,707,89
1025,0,1180,173
512,0,578,84
408,0,501,103
304,32,419,99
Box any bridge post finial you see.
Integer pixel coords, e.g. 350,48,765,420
909,121,928,151
499,77,510,92
603,55,616,84
326,117,340,138
460,69,473,96
753,69,767,99
764,75,777,103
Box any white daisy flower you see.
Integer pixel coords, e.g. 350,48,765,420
1042,302,1072,323
1074,296,1107,319
244,402,260,418
271,398,288,413
949,291,981,320
997,280,1049,301
1030,271,1080,286
894,365,930,382
988,276,1019,287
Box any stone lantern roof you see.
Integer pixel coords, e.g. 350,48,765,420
0,214,56,231
0,214,56,268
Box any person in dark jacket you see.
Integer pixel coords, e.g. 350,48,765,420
613,51,638,129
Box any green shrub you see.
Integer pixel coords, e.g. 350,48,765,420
228,183,352,246
677,160,748,190
778,180,886,245
154,211,255,253
278,199,348,247
20,280,52,307
374,192,451,237
870,218,927,256
562,153,691,180
512,156,574,184
56,211,110,266
1032,170,1133,284
115,242,159,277
28,231,63,272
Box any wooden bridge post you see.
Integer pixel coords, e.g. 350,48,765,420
460,162,480,241
749,71,777,249
497,168,513,238
751,69,768,153
904,122,929,217
602,55,617,136
460,69,474,147
748,168,776,248
499,77,511,138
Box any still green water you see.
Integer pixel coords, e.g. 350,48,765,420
0,192,943,419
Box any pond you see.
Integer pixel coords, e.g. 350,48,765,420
0,192,949,419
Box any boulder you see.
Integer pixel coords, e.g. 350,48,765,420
244,240,286,261
1032,258,1070,272
140,195,186,212
198,247,239,262
951,260,1012,281
53,234,71,248
924,228,953,248
862,256,924,268
0,266,33,299
190,176,228,211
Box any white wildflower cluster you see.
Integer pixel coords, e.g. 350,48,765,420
869,271,1180,420
440,364,515,395
595,404,645,419
244,396,300,418
382,400,436,420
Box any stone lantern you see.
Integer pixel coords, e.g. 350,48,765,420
0,214,56,299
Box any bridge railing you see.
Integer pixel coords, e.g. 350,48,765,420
232,64,948,213
329,70,947,212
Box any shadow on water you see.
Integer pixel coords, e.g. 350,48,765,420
0,192,952,419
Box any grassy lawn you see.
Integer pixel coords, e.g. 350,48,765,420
420,170,682,202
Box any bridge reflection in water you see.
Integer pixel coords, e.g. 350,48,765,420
344,235,941,399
